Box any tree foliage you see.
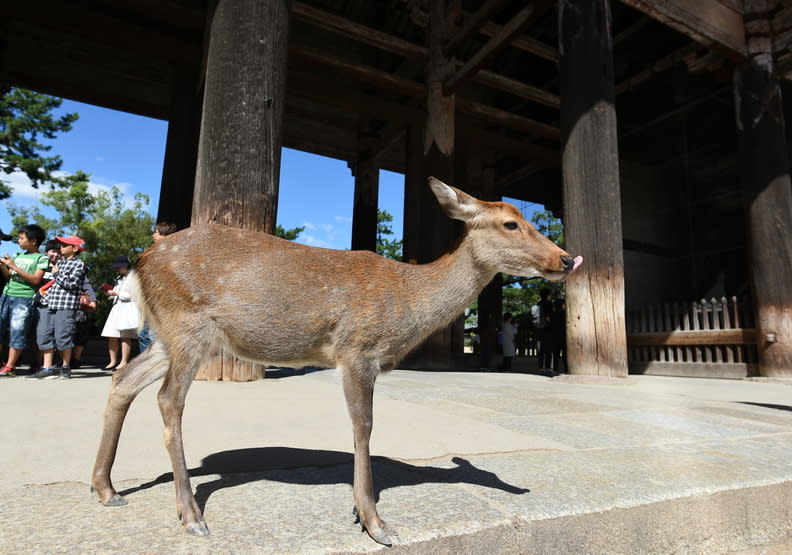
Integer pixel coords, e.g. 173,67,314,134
376,209,403,260
0,88,79,199
275,224,305,241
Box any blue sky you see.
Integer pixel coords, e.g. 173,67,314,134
2,98,541,252
1,98,406,251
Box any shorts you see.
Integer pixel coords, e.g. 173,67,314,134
0,294,37,350
36,308,78,351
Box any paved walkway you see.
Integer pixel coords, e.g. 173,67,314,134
1,366,791,553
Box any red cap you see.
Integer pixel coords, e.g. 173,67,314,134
55,236,87,253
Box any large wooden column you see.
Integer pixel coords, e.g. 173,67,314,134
157,65,202,230
192,0,290,380
559,0,628,377
351,123,379,252
351,158,378,251
735,1,792,377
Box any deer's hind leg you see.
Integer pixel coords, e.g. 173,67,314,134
92,342,169,506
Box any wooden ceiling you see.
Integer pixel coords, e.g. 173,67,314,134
3,0,792,208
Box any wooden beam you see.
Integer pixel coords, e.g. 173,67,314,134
475,69,560,108
290,45,424,98
292,1,425,60
455,96,560,140
618,0,746,60
288,73,560,166
628,329,758,346
445,0,509,56
290,46,560,140
444,0,554,96
293,3,558,109
478,20,559,63
615,42,701,94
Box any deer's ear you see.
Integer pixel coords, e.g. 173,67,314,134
428,177,479,222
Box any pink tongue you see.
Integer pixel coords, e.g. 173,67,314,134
571,256,583,272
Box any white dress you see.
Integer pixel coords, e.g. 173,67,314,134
101,274,138,339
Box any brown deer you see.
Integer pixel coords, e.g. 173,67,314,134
91,177,581,546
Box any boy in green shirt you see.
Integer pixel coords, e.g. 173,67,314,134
0,224,48,376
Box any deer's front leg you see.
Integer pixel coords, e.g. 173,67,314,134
341,365,394,546
158,369,208,536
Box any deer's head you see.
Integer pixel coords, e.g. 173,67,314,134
429,177,582,281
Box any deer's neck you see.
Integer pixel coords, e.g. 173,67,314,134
407,240,494,332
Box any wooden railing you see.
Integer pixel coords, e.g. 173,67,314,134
626,297,759,378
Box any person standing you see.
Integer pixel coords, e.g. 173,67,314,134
500,312,518,372
100,256,138,370
0,224,48,376
28,235,87,380
535,288,554,371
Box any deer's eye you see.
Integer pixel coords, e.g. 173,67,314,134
503,221,520,231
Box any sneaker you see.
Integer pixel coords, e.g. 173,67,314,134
0,365,15,377
25,367,58,380
59,366,72,380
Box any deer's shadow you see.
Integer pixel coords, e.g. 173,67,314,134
119,447,529,512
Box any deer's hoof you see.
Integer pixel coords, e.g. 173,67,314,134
102,493,128,507
185,521,210,537
367,524,396,547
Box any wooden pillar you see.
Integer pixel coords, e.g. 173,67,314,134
735,0,792,377
192,0,290,381
351,123,379,252
558,0,628,377
157,65,202,230
351,158,378,251
400,0,461,369
402,125,423,265
192,0,289,233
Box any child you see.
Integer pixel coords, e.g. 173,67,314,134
27,235,86,380
0,224,48,376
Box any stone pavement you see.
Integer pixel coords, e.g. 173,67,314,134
1,365,791,553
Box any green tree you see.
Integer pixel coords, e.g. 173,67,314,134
275,224,305,241
0,88,79,199
7,175,155,322
376,209,403,260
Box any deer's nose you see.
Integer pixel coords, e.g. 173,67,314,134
561,256,576,272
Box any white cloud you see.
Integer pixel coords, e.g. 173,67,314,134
298,220,354,250
1,171,149,234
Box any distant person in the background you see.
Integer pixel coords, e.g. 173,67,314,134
500,312,518,372
0,224,47,377
100,256,138,370
137,221,178,351
535,288,554,371
547,299,567,374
